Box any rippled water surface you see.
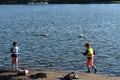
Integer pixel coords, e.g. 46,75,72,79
0,4,120,76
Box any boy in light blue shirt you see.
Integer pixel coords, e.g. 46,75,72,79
10,42,20,69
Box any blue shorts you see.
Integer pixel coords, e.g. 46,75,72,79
11,54,18,58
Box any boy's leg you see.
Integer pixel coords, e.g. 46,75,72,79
12,63,14,69
12,57,18,69
92,65,97,73
87,59,91,73
87,66,90,73
91,56,97,73
12,58,15,69
15,58,18,69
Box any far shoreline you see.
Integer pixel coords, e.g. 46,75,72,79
0,2,120,5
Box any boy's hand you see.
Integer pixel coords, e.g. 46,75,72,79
81,52,84,54
81,52,86,56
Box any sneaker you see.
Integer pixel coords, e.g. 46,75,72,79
94,69,97,73
86,71,90,73
15,67,19,70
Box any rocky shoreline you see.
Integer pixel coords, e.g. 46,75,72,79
0,68,119,80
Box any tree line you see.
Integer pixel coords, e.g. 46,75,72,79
0,0,120,4
49,0,112,4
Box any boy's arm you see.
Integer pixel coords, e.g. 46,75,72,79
93,50,95,54
18,48,21,52
81,50,88,56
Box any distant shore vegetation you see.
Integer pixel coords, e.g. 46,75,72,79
0,0,120,4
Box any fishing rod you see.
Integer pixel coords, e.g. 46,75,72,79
1,36,14,43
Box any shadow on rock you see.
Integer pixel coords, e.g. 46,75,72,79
29,72,47,79
58,72,79,80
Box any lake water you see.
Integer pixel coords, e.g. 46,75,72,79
0,4,120,76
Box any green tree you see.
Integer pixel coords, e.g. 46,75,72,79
17,0,28,4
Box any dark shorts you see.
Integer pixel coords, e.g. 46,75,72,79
11,54,17,58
